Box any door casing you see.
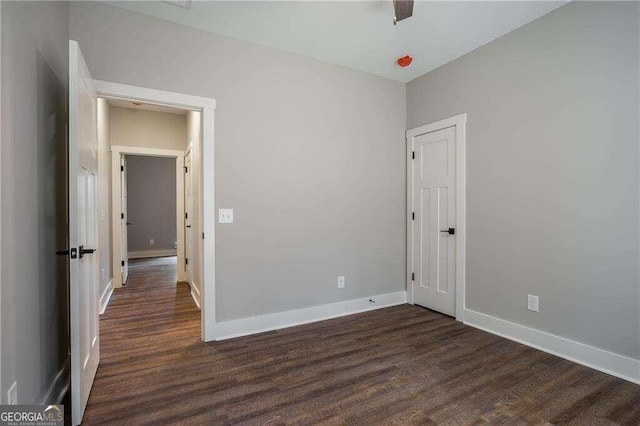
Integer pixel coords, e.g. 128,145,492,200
95,79,216,342
120,156,128,284
406,113,467,322
111,146,186,286
184,144,194,285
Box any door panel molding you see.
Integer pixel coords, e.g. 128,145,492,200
69,39,100,426
407,113,466,322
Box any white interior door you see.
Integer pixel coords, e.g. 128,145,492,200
410,126,457,316
69,40,100,425
185,148,193,284
121,155,129,284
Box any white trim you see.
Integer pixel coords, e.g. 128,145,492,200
406,113,467,322
111,151,122,288
95,79,216,342
215,291,407,341
93,80,216,112
128,249,177,259
189,282,201,309
110,145,185,286
111,145,184,158
40,356,70,405
99,280,113,315
464,309,640,385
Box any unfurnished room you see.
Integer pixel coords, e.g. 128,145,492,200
1,0,639,425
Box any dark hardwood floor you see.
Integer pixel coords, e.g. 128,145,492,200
82,256,640,425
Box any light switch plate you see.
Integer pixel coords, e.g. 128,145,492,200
219,209,234,224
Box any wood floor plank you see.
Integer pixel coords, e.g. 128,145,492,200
81,257,640,425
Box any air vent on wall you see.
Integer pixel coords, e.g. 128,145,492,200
165,0,192,9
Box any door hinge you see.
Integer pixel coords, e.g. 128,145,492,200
121,165,124,172
412,151,415,160
185,258,189,265
412,212,415,220
121,213,124,219
185,212,188,219
121,260,125,267
411,272,415,281
202,232,205,239
184,166,188,173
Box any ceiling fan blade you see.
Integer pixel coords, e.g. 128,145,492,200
393,0,414,24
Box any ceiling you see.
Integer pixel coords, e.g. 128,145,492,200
101,0,568,83
107,98,188,115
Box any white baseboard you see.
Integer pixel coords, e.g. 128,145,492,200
40,356,70,405
215,291,407,341
99,280,113,315
189,281,201,309
128,249,177,259
464,309,640,385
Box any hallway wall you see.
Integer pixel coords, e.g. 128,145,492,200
126,155,178,255
97,98,113,301
110,106,187,151
96,104,187,291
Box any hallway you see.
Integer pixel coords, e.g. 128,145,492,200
82,256,201,424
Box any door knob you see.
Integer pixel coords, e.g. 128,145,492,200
79,245,96,259
440,228,455,235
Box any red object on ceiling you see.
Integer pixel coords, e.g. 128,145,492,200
397,55,413,68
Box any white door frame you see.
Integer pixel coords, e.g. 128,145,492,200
184,142,193,286
407,113,467,322
110,145,186,284
94,80,216,342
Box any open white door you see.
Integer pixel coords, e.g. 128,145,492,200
121,155,129,284
69,40,100,426
185,148,193,284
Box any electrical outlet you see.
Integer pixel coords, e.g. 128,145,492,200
150,239,155,246
337,276,345,289
7,382,17,405
527,294,539,312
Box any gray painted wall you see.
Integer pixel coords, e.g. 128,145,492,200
126,155,177,253
1,1,69,404
407,1,640,360
70,1,407,321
